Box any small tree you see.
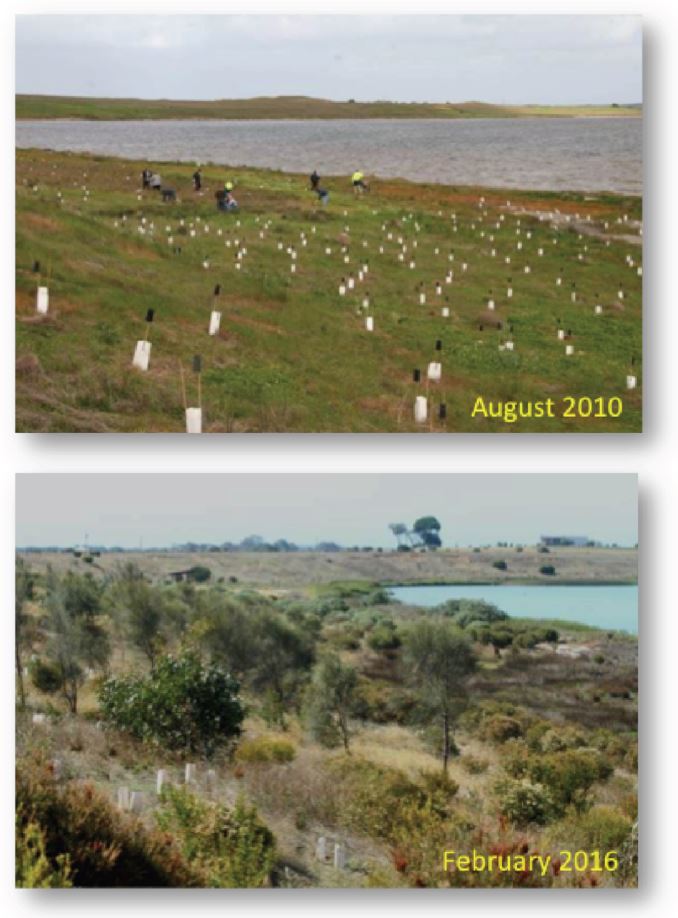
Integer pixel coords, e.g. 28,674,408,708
305,654,358,753
403,621,476,771
42,570,110,713
15,558,37,708
113,564,165,670
188,566,211,583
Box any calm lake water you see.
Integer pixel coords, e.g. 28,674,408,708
389,584,638,634
16,117,642,194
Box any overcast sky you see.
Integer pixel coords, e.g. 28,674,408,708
15,474,637,548
15,15,642,105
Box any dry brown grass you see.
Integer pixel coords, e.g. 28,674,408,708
17,546,638,589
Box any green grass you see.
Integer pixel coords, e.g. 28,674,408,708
16,149,642,432
15,94,642,121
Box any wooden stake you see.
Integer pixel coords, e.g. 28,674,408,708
179,361,188,411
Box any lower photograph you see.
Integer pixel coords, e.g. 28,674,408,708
15,473,638,889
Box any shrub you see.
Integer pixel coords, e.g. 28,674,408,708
156,786,276,887
539,565,556,576
461,754,489,775
235,736,296,765
492,560,508,571
16,757,199,887
367,620,401,651
330,757,455,843
480,714,524,744
16,809,72,888
555,805,632,851
526,749,613,815
30,658,63,695
98,652,244,757
495,778,555,826
188,566,211,583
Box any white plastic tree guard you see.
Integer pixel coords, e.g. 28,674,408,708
595,305,603,315
156,769,168,794
185,763,197,784
132,340,151,371
505,341,515,352
129,791,144,814
557,329,565,341
441,307,450,318
36,286,49,314
334,844,347,870
185,409,202,434
32,713,47,725
414,396,428,424
565,345,575,356
117,787,130,810
208,310,221,336
365,316,374,332
626,375,637,390
315,837,327,862
427,362,442,381
487,299,495,311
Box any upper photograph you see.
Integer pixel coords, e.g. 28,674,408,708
15,14,642,433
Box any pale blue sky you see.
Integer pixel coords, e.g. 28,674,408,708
15,15,642,105
15,474,638,548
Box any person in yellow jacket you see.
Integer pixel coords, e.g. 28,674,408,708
352,171,369,194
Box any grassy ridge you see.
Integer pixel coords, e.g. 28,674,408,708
17,548,639,588
16,149,642,433
15,94,642,121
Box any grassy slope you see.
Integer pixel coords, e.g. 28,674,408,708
16,149,642,432
18,547,638,588
15,94,642,121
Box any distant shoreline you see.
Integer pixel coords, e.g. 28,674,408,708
15,94,642,122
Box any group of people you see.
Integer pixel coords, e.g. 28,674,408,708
141,168,176,201
193,167,238,210
309,169,370,204
141,163,368,212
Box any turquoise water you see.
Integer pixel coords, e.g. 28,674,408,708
389,584,638,634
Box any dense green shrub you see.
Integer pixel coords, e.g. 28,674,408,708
98,652,244,756
235,736,296,764
528,749,613,814
156,786,275,887
502,745,613,817
30,658,63,695
492,560,508,571
552,805,632,851
16,757,199,887
187,566,211,583
367,619,401,651
495,778,555,826
539,565,556,576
